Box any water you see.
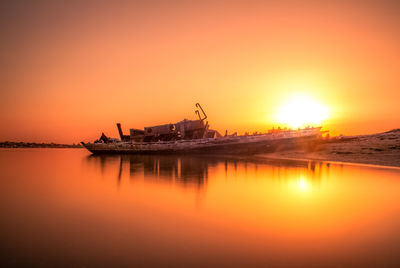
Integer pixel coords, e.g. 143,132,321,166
1,149,400,267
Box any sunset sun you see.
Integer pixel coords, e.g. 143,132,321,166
275,95,329,128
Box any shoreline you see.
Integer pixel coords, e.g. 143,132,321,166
256,154,400,170
257,129,400,168
1,128,399,168
0,141,82,149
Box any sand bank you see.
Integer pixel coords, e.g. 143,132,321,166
259,129,400,168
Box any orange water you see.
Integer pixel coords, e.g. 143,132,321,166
1,149,400,267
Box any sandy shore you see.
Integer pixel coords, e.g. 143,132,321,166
259,129,400,168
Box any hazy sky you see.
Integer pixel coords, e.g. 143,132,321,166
1,1,399,143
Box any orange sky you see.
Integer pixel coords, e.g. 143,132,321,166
0,1,399,143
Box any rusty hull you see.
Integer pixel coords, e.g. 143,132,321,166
82,131,320,155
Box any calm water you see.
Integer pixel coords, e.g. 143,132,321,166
1,149,400,267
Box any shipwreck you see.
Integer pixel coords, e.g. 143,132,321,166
81,103,324,154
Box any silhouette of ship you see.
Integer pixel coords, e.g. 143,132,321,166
81,103,324,154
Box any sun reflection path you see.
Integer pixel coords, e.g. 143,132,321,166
297,177,310,192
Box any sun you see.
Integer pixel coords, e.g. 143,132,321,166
275,95,329,128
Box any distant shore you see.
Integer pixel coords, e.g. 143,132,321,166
0,141,82,148
259,129,400,168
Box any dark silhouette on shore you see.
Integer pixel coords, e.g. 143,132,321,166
0,141,82,148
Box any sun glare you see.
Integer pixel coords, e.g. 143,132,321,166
275,95,329,128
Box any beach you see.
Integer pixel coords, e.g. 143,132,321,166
260,129,400,168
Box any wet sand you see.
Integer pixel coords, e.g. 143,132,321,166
260,129,400,168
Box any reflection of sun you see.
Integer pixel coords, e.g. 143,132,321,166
298,177,309,191
275,95,329,128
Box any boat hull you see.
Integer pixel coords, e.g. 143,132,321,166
81,134,319,155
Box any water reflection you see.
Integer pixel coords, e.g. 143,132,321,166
3,149,400,267
86,155,211,189
85,154,330,192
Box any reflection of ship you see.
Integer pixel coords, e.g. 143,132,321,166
81,103,324,154
87,155,218,188
86,154,328,189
